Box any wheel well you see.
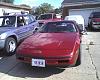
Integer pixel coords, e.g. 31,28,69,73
8,35,17,43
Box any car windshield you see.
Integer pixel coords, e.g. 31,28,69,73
38,14,52,20
0,16,16,27
93,12,100,18
38,21,76,33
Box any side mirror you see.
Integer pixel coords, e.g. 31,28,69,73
33,27,39,33
35,27,38,31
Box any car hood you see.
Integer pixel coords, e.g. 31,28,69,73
17,32,80,57
0,27,14,34
19,32,78,50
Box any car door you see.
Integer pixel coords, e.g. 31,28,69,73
23,15,38,35
29,15,39,30
15,16,29,40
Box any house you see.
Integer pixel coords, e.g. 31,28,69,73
62,0,100,26
0,2,31,16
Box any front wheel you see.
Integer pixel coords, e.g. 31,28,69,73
88,22,94,31
75,47,81,66
4,37,17,56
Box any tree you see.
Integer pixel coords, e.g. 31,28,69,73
0,0,14,4
54,7,62,14
35,3,54,15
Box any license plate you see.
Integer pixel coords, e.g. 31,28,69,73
32,59,45,67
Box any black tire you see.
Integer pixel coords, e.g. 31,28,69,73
69,48,81,67
89,22,94,31
4,37,17,56
75,47,81,66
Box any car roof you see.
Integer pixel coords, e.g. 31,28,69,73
1,12,29,17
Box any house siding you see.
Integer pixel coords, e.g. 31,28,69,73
62,0,100,26
0,2,31,16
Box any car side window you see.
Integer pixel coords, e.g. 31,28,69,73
29,15,36,22
17,16,25,27
75,23,82,33
24,15,35,25
53,14,57,19
23,15,30,25
0,16,16,27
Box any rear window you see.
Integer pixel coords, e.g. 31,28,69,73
92,12,100,18
38,14,52,20
38,21,77,33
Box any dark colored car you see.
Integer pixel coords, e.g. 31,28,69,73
16,20,81,67
88,12,100,30
0,12,39,55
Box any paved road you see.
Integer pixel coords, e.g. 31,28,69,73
0,32,100,80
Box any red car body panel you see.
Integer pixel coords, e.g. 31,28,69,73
16,33,80,66
93,18,100,22
16,21,81,67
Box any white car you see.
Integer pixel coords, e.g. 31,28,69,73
65,15,85,32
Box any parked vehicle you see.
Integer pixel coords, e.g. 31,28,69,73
88,12,100,30
65,15,85,32
37,13,62,27
0,12,39,55
16,20,81,67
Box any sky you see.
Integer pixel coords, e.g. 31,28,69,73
14,0,63,8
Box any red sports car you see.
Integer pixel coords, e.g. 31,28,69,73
16,21,81,67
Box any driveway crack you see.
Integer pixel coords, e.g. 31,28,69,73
88,45,100,80
6,62,20,74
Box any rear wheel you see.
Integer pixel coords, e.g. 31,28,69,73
4,37,17,56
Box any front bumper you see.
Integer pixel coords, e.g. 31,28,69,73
0,39,5,49
16,54,76,67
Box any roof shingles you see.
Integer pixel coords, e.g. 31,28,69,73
62,0,100,4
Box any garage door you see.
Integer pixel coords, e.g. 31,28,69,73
69,8,100,27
